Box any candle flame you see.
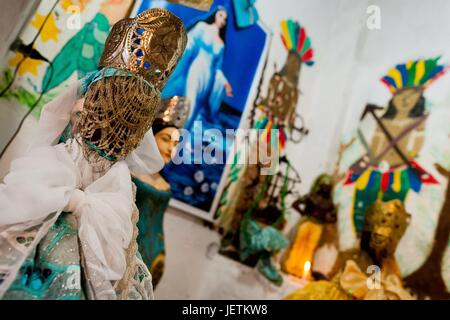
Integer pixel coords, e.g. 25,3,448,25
304,261,311,273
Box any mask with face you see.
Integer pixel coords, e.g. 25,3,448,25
361,199,411,263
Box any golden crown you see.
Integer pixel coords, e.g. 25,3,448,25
157,96,191,129
99,8,187,91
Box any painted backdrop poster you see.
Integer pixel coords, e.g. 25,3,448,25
334,57,450,296
135,0,269,219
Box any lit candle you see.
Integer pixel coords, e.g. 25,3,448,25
303,260,311,280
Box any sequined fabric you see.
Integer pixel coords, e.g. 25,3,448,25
3,213,85,300
2,209,154,300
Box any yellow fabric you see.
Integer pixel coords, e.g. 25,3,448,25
339,260,369,298
285,258,414,300
284,280,350,300
339,260,414,300
281,220,323,278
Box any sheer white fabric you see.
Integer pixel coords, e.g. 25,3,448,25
0,139,154,299
0,212,60,298
0,144,77,225
0,139,121,294
125,129,164,175
29,81,81,149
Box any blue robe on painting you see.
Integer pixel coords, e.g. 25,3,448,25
161,21,227,130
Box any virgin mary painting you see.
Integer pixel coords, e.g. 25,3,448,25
161,5,233,129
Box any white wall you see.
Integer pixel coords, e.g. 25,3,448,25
257,0,369,193
0,0,42,178
0,0,41,59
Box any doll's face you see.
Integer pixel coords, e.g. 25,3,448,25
155,127,180,164
313,175,333,198
392,87,422,115
215,9,227,29
365,200,410,259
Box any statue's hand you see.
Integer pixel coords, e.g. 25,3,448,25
225,82,233,97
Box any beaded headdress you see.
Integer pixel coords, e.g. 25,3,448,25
156,96,191,129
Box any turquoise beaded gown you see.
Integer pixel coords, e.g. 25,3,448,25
2,213,85,300
133,177,171,288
